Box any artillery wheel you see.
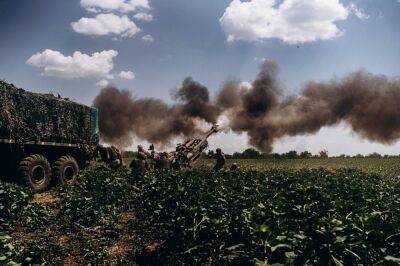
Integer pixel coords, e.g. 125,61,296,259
53,155,79,185
19,154,52,192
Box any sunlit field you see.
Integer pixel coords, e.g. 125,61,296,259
2,158,400,264
224,158,400,177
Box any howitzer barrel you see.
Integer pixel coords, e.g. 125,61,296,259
170,125,219,168
187,125,219,162
193,125,218,149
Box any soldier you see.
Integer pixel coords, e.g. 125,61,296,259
97,145,122,169
137,145,150,160
130,145,149,177
155,152,172,169
97,146,109,163
230,163,238,171
213,148,226,171
148,144,159,170
149,144,155,152
109,145,122,169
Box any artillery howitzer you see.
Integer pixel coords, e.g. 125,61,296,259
130,125,219,175
171,125,219,169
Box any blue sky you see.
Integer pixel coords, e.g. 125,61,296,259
0,0,399,155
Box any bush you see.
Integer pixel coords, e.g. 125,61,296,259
0,181,48,230
58,165,132,227
134,169,400,265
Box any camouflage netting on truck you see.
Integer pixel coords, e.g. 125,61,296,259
0,81,92,145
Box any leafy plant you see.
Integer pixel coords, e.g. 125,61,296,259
0,180,49,230
57,165,132,227
3,161,400,265
133,169,400,265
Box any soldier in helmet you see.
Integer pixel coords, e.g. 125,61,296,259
148,144,159,170
137,145,149,160
109,145,123,169
213,148,226,171
97,145,122,169
155,152,172,169
230,163,238,171
130,145,150,177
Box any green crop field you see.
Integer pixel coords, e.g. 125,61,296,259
1,159,400,265
124,157,400,177
227,158,400,177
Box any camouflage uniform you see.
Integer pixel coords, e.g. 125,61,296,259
130,145,149,177
146,145,159,170
111,146,123,168
137,145,149,160
155,152,171,169
98,146,122,169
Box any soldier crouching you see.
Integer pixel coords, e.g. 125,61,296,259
97,145,123,169
155,152,172,169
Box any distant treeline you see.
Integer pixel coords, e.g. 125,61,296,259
123,148,398,159
218,149,398,159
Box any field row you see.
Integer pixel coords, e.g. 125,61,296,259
1,162,400,264
136,168,400,264
223,158,400,178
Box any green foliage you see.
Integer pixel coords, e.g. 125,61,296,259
299,151,312,159
0,182,50,264
0,181,49,229
242,148,261,159
3,160,400,265
134,169,400,265
223,157,400,178
1,165,133,264
0,232,17,265
0,181,31,227
58,165,132,227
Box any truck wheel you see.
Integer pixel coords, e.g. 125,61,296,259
53,156,79,185
19,154,52,192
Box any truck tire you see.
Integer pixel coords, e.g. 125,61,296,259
19,154,52,192
53,155,79,185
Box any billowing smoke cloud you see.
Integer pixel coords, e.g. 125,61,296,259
219,61,400,152
93,78,220,147
218,61,281,152
94,60,400,152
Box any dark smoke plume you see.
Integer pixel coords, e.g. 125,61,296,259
218,61,400,152
217,61,282,152
93,78,220,147
93,60,400,152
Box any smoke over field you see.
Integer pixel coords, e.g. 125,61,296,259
93,78,219,146
93,61,400,152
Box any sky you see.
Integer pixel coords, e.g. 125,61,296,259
0,0,399,155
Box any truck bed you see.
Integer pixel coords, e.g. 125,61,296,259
0,81,93,145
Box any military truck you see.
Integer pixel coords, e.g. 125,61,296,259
0,81,104,192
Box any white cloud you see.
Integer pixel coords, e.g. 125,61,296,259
348,4,369,20
96,79,110,87
220,0,350,44
71,13,140,38
27,49,118,79
133,12,153,22
141,34,154,42
118,70,135,80
81,0,150,13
